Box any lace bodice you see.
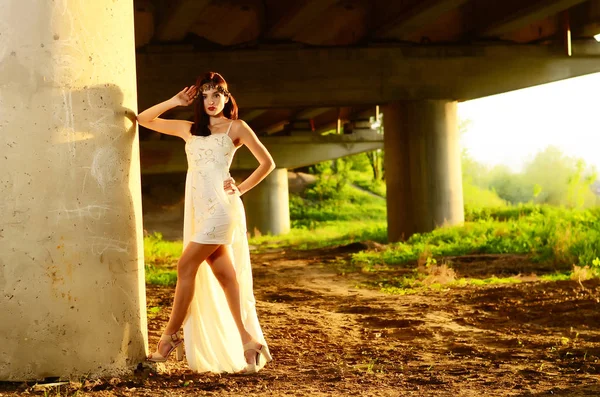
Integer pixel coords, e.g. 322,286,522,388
185,133,236,172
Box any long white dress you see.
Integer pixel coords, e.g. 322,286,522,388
181,121,268,373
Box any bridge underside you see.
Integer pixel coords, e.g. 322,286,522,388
5,0,600,382
134,0,600,240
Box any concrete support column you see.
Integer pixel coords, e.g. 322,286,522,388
0,1,146,380
242,169,291,236
383,100,464,242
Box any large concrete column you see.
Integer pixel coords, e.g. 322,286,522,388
383,100,464,242
242,169,291,236
0,1,146,380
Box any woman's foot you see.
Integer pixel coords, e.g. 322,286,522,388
147,331,184,363
240,339,272,374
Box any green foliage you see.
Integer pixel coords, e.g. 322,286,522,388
353,206,600,270
249,220,387,251
276,180,388,248
368,271,524,296
463,179,507,208
291,180,386,228
144,232,182,264
305,157,360,201
462,145,599,208
145,264,177,286
306,152,386,199
144,232,180,286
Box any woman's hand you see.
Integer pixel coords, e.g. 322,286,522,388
224,177,241,195
171,86,198,107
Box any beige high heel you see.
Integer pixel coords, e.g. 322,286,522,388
147,331,184,363
242,341,273,373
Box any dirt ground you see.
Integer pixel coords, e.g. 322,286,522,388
2,244,600,396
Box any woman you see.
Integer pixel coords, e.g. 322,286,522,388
137,72,274,373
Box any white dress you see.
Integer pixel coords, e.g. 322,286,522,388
182,121,268,373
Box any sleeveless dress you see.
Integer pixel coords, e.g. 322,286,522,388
181,121,268,373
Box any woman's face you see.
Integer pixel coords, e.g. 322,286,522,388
202,87,229,116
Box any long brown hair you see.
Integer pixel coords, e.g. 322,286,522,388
192,72,239,136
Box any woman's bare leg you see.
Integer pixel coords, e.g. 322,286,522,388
206,246,252,343
152,242,219,357
207,246,262,365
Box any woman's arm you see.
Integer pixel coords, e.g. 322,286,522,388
137,86,197,140
226,120,275,196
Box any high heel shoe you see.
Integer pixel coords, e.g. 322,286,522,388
147,331,184,363
242,341,273,373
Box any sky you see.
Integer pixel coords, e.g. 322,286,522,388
458,72,600,173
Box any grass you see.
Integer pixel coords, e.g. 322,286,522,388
143,170,600,294
144,232,182,264
363,266,527,296
249,220,387,251
539,272,572,282
353,205,600,270
348,170,386,198
463,180,507,208
289,183,386,225
249,183,388,250
144,232,180,286
349,204,599,294
145,264,177,287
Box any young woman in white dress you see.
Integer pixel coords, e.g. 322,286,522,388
137,72,274,373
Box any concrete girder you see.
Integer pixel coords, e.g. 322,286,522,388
376,0,471,39
241,130,383,171
136,42,600,110
480,0,590,37
139,130,383,174
268,0,339,39
295,107,334,120
155,0,212,42
134,0,155,48
187,0,264,46
240,109,268,122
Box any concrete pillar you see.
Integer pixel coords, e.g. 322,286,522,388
242,169,291,236
0,1,146,380
383,100,464,242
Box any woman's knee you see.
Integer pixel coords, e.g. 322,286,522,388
177,258,198,281
212,266,237,287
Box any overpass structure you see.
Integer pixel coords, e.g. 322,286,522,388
134,0,600,240
3,0,600,381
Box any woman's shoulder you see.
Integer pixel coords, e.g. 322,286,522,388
231,119,250,129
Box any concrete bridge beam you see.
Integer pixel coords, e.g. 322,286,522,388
137,42,600,110
383,100,464,242
140,130,384,174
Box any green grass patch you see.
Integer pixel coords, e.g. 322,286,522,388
353,205,600,270
144,232,182,264
539,272,572,282
367,273,525,295
144,232,180,286
250,183,387,250
463,180,507,208
462,276,523,286
348,170,386,198
290,183,386,225
145,264,177,287
249,220,387,251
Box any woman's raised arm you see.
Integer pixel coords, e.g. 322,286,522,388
137,86,197,140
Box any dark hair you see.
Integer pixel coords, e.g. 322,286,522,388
191,72,239,136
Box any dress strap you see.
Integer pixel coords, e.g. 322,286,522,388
225,121,234,136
